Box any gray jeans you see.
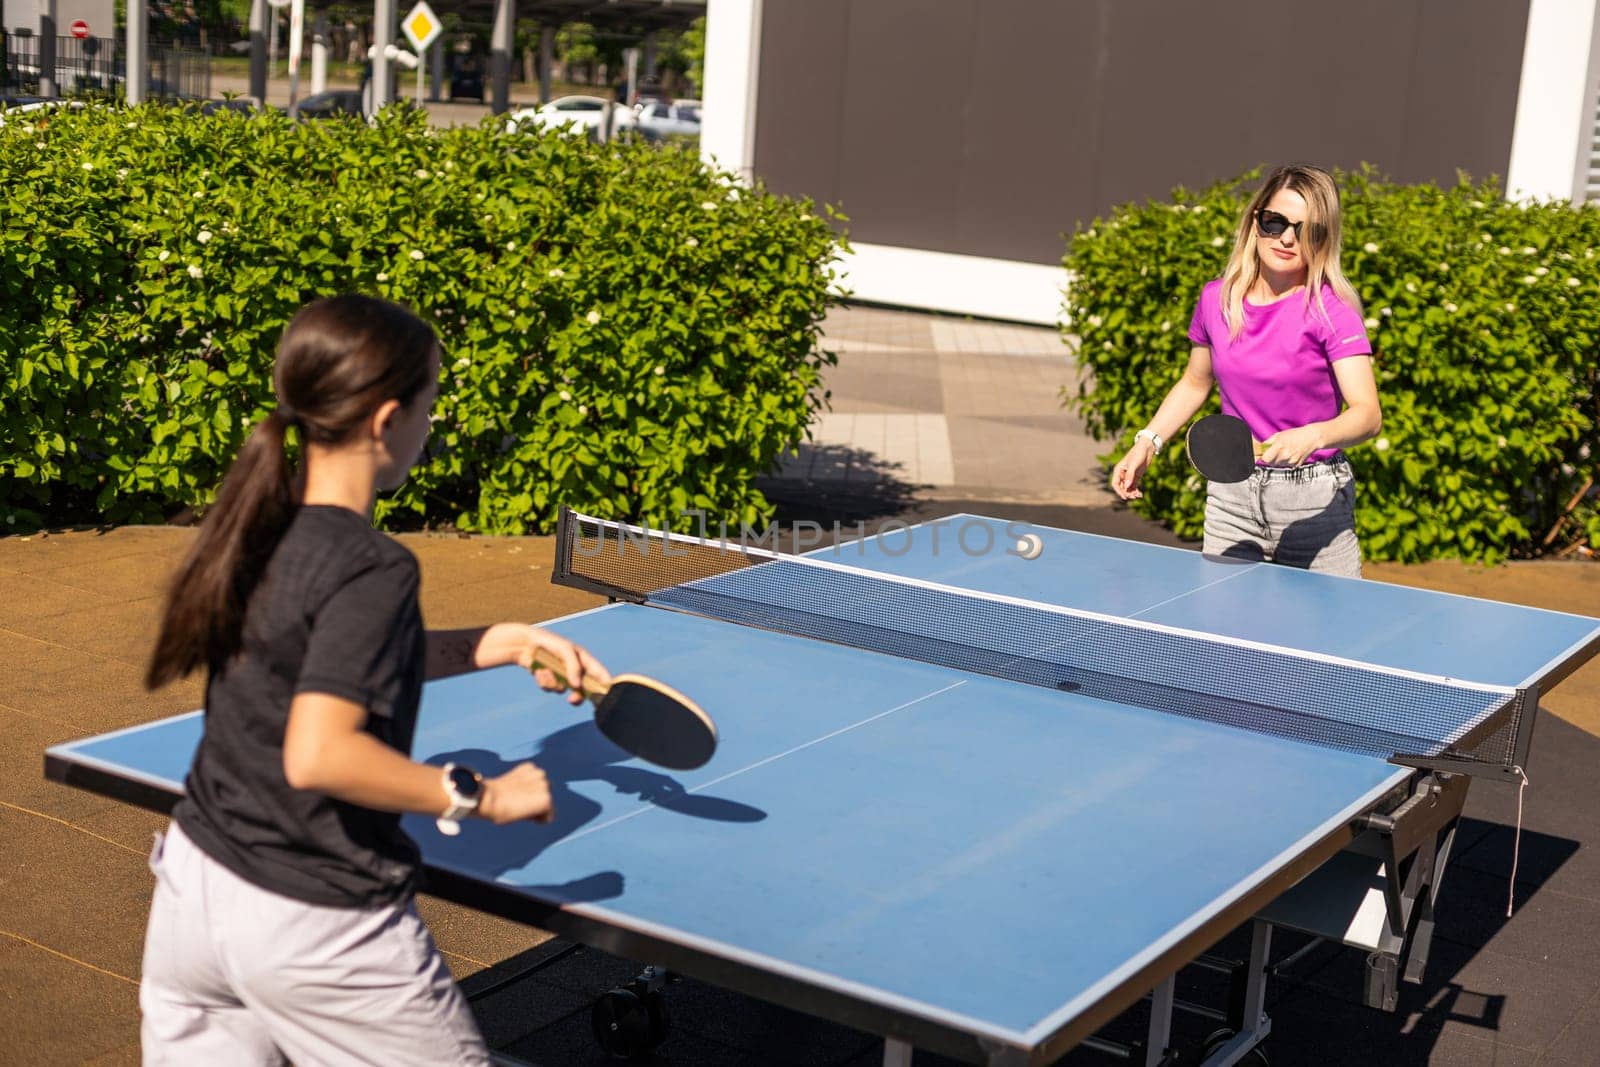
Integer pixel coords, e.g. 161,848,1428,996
140,822,490,1066
1203,457,1362,577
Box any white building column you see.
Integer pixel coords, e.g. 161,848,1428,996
1507,0,1600,202
698,0,763,180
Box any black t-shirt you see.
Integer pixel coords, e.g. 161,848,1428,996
174,505,427,908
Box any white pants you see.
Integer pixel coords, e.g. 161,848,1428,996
140,822,489,1067
1203,457,1363,578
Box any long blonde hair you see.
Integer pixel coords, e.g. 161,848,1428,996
1218,164,1361,339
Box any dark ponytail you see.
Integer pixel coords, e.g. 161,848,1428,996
147,295,438,688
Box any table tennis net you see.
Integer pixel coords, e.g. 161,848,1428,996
553,511,1531,772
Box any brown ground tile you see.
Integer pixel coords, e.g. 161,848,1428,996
26,551,182,606
0,572,124,629
0,643,201,732
0,813,154,981
79,1042,143,1066
1541,987,1600,1064
416,892,557,979
1,709,124,825
0,935,141,1064
66,805,168,863
17,596,169,670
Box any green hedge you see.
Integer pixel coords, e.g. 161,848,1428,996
1,103,841,534
1063,167,1600,563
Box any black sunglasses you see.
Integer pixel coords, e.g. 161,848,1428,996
1255,209,1305,240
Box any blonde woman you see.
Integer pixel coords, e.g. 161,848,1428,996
1110,163,1381,576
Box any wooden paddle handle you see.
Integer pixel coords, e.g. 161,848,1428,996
528,644,611,701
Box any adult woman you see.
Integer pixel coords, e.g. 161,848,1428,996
140,295,607,1064
1110,163,1381,576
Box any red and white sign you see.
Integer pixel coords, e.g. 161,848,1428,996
70,19,91,39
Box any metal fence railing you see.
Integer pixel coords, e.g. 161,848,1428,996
1,32,209,102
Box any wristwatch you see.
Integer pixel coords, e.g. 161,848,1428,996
1134,428,1164,454
436,762,484,836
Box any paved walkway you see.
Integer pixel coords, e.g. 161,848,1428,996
773,305,1103,504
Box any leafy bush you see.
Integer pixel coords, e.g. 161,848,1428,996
0,103,841,534
1063,167,1600,563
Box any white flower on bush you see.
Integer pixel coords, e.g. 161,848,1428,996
1192,205,1206,214
1522,275,1538,285
1521,246,1537,255
197,230,213,244
81,162,93,171
586,310,601,325
1087,314,1103,328
654,365,665,376
1498,246,1511,255
117,168,129,180
1534,266,1549,276
1499,436,1510,448
1364,316,1379,330
1374,438,1390,452
799,213,813,222
1159,320,1171,332
559,390,571,401
548,268,564,278
1210,236,1226,247
1569,277,1582,287
186,264,203,279
1480,233,1493,242
414,169,431,179
1444,302,1458,313
1363,242,1379,253
377,272,389,282
1405,282,1417,293
35,141,45,149
1470,200,1485,209
1437,262,1449,272
409,250,424,261
1171,204,1187,213
700,201,718,211
685,237,699,248
725,187,740,201
505,241,516,251
577,405,588,416
192,191,204,199
1380,307,1392,317
158,250,171,262
1103,341,1114,351
453,357,471,371
1505,302,1516,312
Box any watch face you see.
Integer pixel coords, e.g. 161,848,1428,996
447,765,483,799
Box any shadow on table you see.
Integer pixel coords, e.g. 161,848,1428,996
410,722,766,904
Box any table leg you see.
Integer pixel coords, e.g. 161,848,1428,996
882,1037,913,1066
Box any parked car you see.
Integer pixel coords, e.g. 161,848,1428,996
294,89,364,121
635,97,701,141
505,94,616,140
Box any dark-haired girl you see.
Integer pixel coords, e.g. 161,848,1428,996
140,295,607,1064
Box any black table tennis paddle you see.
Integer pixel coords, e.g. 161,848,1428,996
1186,414,1262,483
530,649,718,771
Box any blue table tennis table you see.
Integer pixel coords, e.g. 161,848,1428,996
45,514,1600,1066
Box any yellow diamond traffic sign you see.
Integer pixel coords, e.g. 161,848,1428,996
402,1,442,53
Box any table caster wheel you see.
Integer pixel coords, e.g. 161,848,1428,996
1197,1028,1269,1065
591,982,669,1059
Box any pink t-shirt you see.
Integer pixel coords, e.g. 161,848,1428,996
1187,278,1371,464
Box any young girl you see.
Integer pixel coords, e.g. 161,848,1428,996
1110,163,1382,576
140,295,608,1064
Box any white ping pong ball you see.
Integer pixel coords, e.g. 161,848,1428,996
1015,533,1044,560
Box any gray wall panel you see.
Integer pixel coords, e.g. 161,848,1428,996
751,0,1532,266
